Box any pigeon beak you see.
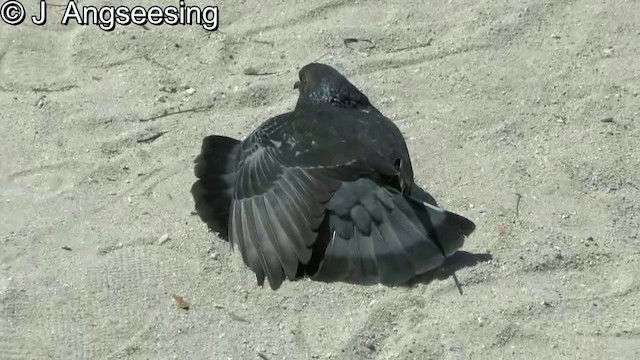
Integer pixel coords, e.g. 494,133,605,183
293,81,301,90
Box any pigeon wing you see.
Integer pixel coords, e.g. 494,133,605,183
229,115,349,290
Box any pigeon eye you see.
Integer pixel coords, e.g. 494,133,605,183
300,74,308,83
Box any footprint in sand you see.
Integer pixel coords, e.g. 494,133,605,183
0,13,82,89
6,161,88,198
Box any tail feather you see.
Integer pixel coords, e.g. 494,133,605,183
191,135,241,239
407,196,476,257
308,179,475,285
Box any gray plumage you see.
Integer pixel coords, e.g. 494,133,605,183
191,63,475,290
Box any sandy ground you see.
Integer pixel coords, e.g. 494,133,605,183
1,0,639,359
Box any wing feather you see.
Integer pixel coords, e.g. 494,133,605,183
229,128,344,289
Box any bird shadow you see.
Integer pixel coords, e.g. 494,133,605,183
404,251,493,291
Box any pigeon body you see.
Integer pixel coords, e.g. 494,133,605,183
191,63,475,290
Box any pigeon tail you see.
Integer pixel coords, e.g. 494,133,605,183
406,195,476,259
307,179,475,286
191,135,240,239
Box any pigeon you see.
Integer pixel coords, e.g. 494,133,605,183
191,63,475,290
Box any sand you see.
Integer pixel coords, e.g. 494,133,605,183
1,0,639,359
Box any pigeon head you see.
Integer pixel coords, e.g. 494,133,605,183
294,63,371,109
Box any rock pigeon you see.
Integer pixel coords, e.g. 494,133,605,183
191,63,475,290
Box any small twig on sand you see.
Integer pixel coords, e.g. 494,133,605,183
452,272,463,295
31,85,78,93
243,67,279,76
228,312,250,323
143,55,171,70
172,294,190,310
139,103,216,122
136,130,169,143
513,192,522,224
312,52,329,63
388,38,433,53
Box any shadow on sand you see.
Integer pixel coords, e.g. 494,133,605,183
406,251,493,293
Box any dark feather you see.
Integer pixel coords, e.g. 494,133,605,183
191,135,240,239
308,178,473,286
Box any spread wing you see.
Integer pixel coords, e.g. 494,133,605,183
229,113,354,289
